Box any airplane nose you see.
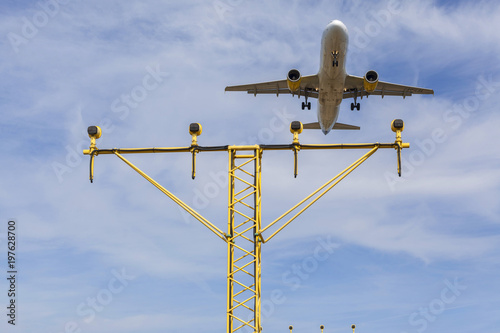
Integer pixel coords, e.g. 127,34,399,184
328,20,348,32
322,129,329,135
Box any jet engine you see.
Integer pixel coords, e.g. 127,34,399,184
363,70,379,92
287,69,302,93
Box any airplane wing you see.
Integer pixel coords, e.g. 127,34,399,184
343,75,434,99
225,75,320,98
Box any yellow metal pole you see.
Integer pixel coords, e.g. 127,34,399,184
254,148,262,333
227,149,235,333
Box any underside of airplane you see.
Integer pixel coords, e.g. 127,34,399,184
225,20,434,134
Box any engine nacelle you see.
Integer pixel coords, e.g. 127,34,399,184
363,70,379,92
287,69,302,93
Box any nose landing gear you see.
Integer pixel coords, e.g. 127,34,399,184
332,51,339,67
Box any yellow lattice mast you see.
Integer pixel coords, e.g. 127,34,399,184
83,120,408,333
227,147,262,333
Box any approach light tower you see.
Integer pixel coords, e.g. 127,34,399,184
83,120,408,333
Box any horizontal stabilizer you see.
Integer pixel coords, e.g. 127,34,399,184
303,122,360,130
303,122,321,129
333,122,360,130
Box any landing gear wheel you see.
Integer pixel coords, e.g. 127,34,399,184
351,103,355,111
356,103,360,111
333,61,339,67
307,102,311,110
301,102,306,110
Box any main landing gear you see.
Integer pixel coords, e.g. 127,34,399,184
332,51,339,67
351,89,360,111
302,89,311,110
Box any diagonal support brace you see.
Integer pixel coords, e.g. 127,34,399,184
113,151,228,243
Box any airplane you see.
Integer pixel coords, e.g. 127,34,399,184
225,20,434,135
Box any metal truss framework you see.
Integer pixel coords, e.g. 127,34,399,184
227,148,262,333
83,121,409,333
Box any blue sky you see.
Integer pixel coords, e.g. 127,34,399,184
0,0,499,332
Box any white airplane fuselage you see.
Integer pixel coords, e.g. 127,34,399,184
317,20,349,134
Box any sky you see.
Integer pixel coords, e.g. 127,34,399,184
0,0,499,332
